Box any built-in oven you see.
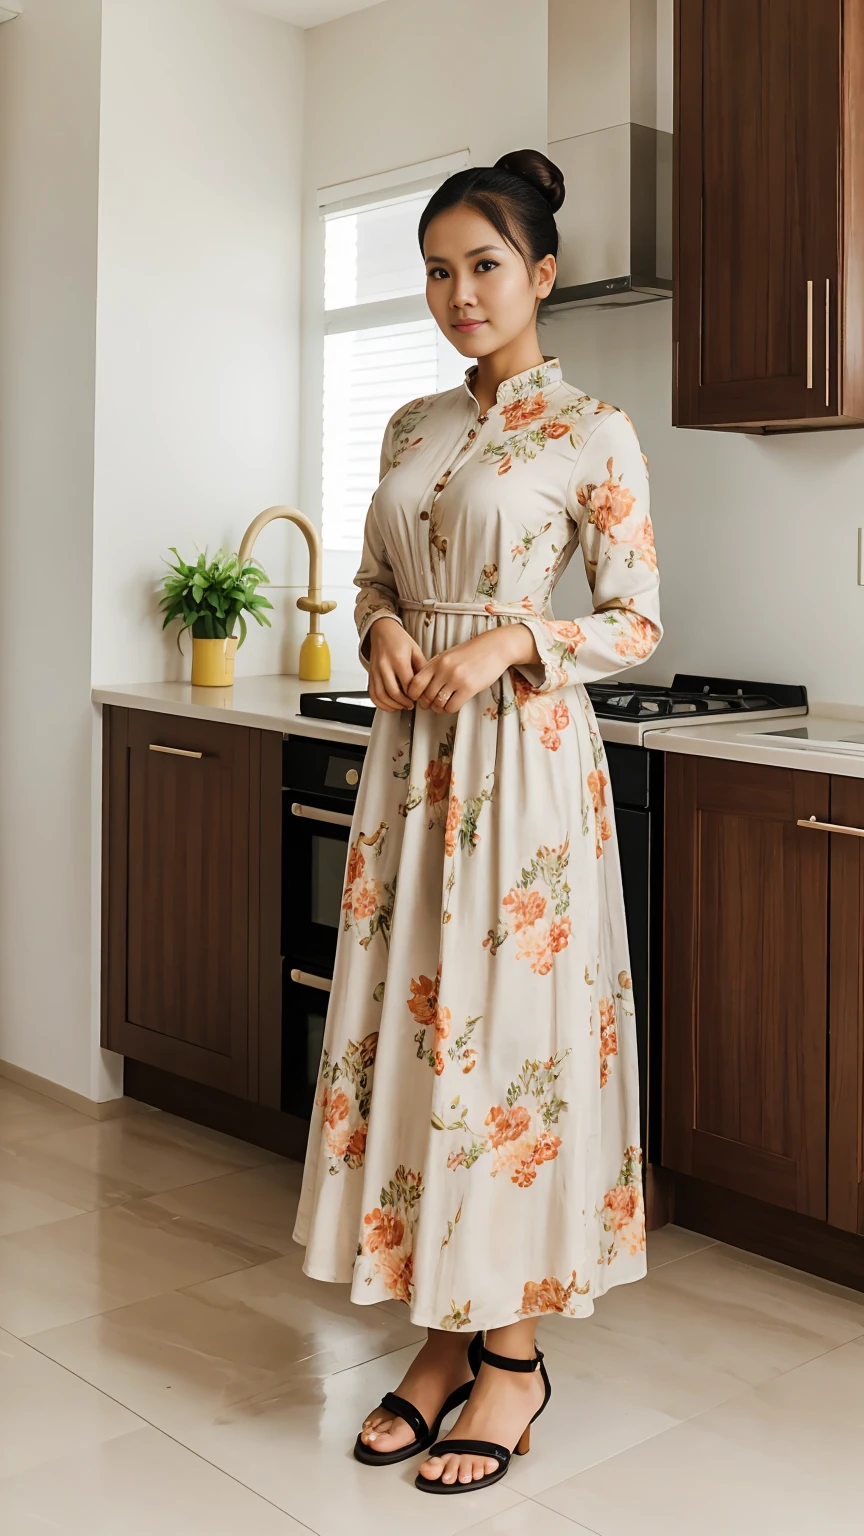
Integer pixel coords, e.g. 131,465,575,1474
281,734,366,1119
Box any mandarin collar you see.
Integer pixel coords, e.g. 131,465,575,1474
462,355,563,409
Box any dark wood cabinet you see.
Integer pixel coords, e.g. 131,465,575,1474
827,776,864,1235
674,0,864,432
101,707,281,1104
662,755,830,1216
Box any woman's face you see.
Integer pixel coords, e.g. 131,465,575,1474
422,204,556,361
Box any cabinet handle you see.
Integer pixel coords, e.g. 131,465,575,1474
825,278,831,408
149,744,203,759
289,967,332,993
806,279,813,389
797,816,864,839
288,799,354,828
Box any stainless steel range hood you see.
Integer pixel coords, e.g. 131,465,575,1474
545,0,672,310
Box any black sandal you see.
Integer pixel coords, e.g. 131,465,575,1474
353,1330,483,1466
414,1342,552,1493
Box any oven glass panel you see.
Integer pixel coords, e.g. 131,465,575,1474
311,833,349,929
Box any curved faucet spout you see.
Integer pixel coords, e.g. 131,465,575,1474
237,505,336,636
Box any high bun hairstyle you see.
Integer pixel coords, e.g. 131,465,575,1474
417,149,565,305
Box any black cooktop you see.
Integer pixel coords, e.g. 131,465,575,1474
297,674,808,728
587,674,809,721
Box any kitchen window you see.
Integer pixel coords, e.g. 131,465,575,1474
317,153,470,554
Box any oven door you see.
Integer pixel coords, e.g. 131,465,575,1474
282,798,354,970
282,964,331,1120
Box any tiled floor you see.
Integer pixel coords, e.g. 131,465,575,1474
1,1075,863,1535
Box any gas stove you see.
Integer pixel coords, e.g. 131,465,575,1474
589,674,809,745
297,673,808,746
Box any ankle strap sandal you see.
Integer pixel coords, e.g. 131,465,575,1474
353,1329,483,1466
414,1342,552,1494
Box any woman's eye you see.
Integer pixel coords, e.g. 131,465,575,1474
426,261,499,280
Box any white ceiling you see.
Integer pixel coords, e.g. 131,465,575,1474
238,0,386,27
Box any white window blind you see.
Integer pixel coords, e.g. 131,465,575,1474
320,181,466,553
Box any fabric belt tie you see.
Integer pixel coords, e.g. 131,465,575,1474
399,597,540,618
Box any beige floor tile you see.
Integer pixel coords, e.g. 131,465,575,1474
145,1158,303,1256
465,1505,597,1535
536,1385,861,1536
162,1344,526,1536
645,1222,717,1269
0,1079,93,1148
0,1109,279,1218
28,1260,423,1432
667,1333,864,1485
0,1163,88,1238
0,1326,140,1480
536,1238,864,1420
0,1425,308,1534
0,1194,274,1337
502,1343,678,1496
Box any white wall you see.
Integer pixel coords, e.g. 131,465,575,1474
303,0,549,670
544,299,864,704
91,0,306,686
0,0,102,1096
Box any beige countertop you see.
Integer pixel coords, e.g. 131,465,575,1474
646,703,864,779
92,677,864,778
91,672,373,748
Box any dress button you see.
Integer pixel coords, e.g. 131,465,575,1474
420,510,429,520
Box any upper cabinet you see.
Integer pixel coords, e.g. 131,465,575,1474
674,0,864,432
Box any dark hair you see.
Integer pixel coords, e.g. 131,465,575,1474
417,149,564,304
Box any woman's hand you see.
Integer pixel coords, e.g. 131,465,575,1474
406,624,542,714
366,617,428,711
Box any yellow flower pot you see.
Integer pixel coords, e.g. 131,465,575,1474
191,636,239,687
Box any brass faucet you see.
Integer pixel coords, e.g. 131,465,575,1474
237,505,336,681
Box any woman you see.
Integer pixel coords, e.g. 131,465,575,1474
293,149,662,1495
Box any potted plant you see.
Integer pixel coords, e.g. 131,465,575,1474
159,547,273,687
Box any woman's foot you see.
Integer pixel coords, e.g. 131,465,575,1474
359,1331,476,1455
416,1340,544,1486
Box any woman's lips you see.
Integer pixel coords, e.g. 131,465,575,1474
453,319,486,332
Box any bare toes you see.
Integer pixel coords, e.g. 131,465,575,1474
419,1454,444,1481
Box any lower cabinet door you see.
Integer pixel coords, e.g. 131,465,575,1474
827,776,864,1234
102,706,280,1099
662,755,829,1217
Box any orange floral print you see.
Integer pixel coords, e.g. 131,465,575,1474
487,839,571,972
435,1052,570,1188
599,996,619,1087
615,611,660,661
577,456,636,534
612,514,657,572
408,966,452,1074
587,768,612,859
360,1165,423,1304
342,824,394,951
599,1146,646,1262
502,393,548,432
519,1269,591,1317
363,1207,405,1252
315,1031,378,1174
425,756,451,807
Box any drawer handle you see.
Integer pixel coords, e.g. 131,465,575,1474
799,281,805,393
290,968,332,993
288,800,354,828
797,816,864,839
149,744,203,760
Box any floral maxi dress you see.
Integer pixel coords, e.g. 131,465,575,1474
293,355,663,1329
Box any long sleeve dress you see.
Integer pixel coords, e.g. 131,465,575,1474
292,355,662,1330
